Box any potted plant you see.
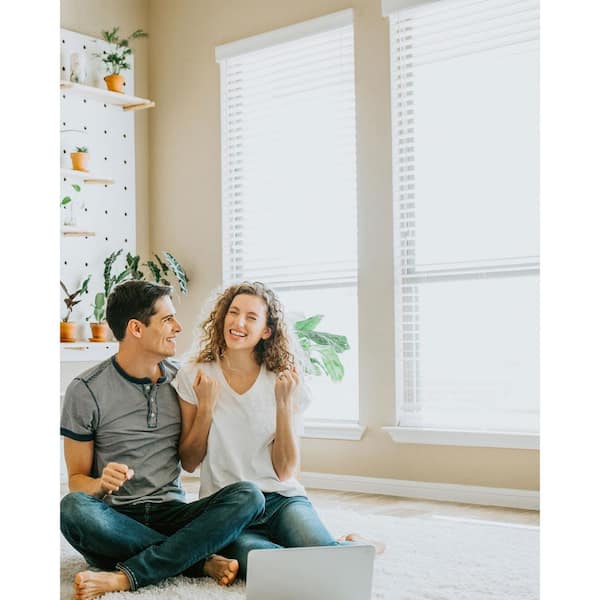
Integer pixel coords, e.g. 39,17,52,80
60,275,91,342
126,250,189,295
88,249,130,342
294,315,350,382
98,27,148,93
70,146,89,172
61,183,81,230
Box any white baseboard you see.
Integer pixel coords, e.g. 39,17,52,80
300,471,539,510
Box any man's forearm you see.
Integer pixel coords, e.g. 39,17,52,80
68,473,105,498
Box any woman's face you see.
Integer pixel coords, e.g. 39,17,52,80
223,293,272,352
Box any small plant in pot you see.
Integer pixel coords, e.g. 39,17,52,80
88,249,130,342
60,275,91,342
98,27,148,93
61,183,81,229
70,146,89,172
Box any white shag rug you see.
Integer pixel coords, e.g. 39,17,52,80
60,508,539,599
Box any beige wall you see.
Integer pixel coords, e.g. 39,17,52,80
61,0,539,490
61,0,151,261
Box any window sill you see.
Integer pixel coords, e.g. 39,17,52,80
302,421,366,441
381,426,539,449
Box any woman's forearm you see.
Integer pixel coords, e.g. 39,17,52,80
179,404,213,472
271,404,300,481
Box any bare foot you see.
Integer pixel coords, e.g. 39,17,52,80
73,570,130,599
203,554,239,586
337,532,386,555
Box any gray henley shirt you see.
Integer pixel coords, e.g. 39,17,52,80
60,355,185,506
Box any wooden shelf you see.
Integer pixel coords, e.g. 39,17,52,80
60,80,155,112
61,168,114,185
61,341,118,362
62,230,96,237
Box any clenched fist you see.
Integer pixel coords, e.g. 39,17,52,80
193,368,219,412
100,462,134,495
274,369,299,408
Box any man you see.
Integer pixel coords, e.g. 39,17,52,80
60,280,264,599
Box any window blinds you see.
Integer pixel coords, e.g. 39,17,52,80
385,0,540,431
217,10,358,290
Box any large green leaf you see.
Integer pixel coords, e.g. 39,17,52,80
163,251,189,295
295,314,323,332
301,330,349,353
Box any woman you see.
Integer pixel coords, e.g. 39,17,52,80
171,281,382,581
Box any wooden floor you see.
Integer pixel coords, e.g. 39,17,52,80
181,477,539,527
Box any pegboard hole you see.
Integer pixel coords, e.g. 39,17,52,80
124,186,127,191
122,134,127,139
83,126,87,131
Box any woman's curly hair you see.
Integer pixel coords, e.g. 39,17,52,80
195,281,296,373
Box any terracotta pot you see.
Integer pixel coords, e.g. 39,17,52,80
104,74,125,93
89,322,111,342
70,151,89,172
60,321,77,343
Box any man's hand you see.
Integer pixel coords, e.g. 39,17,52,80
274,369,299,408
193,368,219,413
100,462,134,495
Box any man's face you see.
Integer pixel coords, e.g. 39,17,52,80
139,295,182,358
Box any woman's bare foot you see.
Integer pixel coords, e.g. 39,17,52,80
337,532,386,555
203,554,239,586
73,570,130,599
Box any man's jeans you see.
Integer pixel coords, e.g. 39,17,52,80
60,481,264,590
221,492,348,579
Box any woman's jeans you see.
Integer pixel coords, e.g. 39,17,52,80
60,481,264,590
221,492,347,579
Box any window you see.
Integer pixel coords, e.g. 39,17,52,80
217,10,359,421
384,0,540,432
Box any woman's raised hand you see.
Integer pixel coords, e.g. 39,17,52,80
274,368,299,407
193,368,219,412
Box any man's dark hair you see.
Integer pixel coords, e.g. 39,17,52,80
107,280,173,341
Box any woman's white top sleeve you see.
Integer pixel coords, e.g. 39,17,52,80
171,360,311,499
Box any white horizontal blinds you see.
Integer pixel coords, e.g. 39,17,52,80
219,13,357,289
387,0,540,431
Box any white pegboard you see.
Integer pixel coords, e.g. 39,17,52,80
60,28,137,334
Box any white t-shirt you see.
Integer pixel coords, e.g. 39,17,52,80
171,360,311,499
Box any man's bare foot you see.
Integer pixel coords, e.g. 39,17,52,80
337,532,386,555
73,570,130,599
203,554,239,586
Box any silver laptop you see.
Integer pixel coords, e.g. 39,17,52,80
246,545,375,600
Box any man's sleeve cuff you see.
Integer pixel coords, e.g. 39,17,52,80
60,427,94,442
